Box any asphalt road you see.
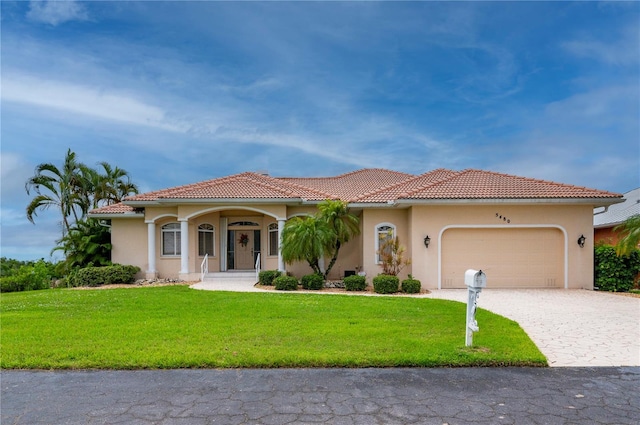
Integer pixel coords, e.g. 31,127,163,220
2,367,639,424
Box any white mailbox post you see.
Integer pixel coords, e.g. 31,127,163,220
464,269,486,347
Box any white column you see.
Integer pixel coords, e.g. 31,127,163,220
220,217,228,272
180,219,189,274
147,222,156,274
277,219,285,272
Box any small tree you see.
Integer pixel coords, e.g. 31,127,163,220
377,233,411,276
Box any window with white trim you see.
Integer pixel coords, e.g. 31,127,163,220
375,223,395,263
198,223,215,257
268,223,278,256
162,223,181,256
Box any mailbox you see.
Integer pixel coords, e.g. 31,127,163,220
464,269,486,289
464,269,486,347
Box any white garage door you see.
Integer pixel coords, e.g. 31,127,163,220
441,227,564,288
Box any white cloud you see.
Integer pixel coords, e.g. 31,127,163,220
2,74,187,132
27,0,89,26
562,24,639,66
0,152,33,199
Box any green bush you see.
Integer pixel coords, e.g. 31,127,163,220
401,276,421,294
301,273,324,290
0,260,52,293
68,264,140,287
373,274,399,294
594,245,640,292
274,275,299,291
344,275,366,291
258,270,281,286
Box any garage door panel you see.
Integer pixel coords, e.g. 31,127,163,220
441,228,564,289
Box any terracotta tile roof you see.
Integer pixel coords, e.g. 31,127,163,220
353,169,458,203
280,169,414,201
401,169,622,200
89,168,622,215
90,203,137,214
125,172,333,201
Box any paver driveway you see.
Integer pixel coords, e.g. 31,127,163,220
427,289,640,367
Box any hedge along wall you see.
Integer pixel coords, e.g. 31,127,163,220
594,245,640,292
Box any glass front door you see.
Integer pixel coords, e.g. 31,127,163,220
227,227,261,270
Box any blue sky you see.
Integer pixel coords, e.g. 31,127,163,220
1,1,639,261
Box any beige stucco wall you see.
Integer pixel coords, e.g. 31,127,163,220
110,218,147,279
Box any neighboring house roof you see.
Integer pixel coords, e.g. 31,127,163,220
89,168,623,216
594,188,640,228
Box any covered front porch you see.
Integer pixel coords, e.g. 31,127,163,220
143,205,289,281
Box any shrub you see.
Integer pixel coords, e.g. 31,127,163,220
301,273,324,290
377,234,411,276
68,264,140,287
0,260,52,293
344,275,366,291
259,270,281,286
594,245,640,292
274,275,299,291
401,275,421,294
373,274,399,294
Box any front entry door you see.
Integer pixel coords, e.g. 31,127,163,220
235,231,254,270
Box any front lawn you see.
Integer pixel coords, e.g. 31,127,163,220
0,286,546,369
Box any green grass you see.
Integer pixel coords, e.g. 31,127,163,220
0,286,547,369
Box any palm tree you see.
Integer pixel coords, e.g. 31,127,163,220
52,218,111,275
25,148,86,236
281,216,333,276
281,200,361,279
615,214,640,256
317,199,360,279
94,162,139,207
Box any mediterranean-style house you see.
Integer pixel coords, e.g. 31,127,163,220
89,168,622,290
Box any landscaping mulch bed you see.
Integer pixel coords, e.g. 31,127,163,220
73,280,194,290
255,283,431,296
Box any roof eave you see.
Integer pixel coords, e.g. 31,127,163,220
394,197,625,206
594,222,624,229
347,201,401,208
128,198,304,207
88,212,144,219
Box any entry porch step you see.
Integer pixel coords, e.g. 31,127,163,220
202,271,257,283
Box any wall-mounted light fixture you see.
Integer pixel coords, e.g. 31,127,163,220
423,235,431,248
577,234,586,248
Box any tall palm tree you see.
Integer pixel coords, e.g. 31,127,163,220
25,148,86,236
94,162,139,207
615,214,640,256
317,199,360,278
